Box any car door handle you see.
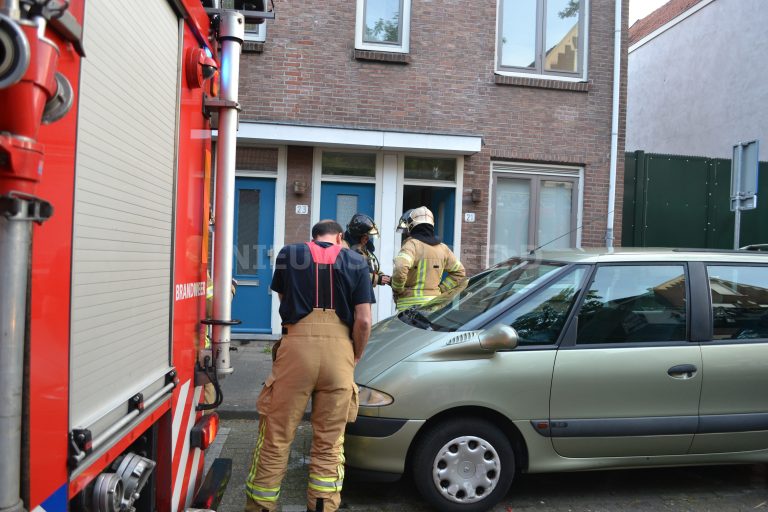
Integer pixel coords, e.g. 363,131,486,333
667,364,698,379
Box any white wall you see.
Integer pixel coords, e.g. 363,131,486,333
627,0,768,158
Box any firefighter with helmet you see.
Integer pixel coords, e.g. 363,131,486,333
342,213,391,287
245,220,374,512
392,206,466,310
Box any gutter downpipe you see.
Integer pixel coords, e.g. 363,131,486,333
211,10,244,378
605,0,623,249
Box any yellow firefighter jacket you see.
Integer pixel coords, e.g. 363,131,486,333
391,238,466,310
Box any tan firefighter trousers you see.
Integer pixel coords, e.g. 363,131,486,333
245,309,359,512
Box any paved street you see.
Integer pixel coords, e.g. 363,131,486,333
212,343,768,512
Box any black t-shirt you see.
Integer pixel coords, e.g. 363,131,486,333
270,242,375,328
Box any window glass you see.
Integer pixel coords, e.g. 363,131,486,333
500,0,537,68
498,266,587,345
363,0,402,44
404,157,457,181
576,265,687,344
417,259,566,331
544,0,580,73
235,189,260,276
498,0,585,76
322,152,376,178
493,178,530,263
537,180,573,250
336,194,359,228
708,265,768,340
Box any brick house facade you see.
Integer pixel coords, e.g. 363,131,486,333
228,0,628,334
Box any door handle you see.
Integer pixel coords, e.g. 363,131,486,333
667,364,698,379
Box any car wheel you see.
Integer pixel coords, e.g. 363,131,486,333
412,418,515,512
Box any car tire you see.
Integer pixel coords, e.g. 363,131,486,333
412,418,515,512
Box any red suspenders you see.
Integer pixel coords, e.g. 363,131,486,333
306,242,343,309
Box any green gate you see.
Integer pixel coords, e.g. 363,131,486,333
622,151,768,248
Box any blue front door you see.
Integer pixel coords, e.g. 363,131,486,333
320,182,375,228
232,177,275,334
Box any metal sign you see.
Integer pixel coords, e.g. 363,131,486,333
730,140,759,211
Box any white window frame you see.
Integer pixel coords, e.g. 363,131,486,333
488,162,583,266
222,0,267,42
355,0,412,54
244,20,267,42
495,0,589,82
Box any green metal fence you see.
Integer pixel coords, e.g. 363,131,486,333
622,151,768,248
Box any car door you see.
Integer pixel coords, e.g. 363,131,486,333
689,262,768,453
548,263,702,458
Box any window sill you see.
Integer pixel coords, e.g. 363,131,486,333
354,49,410,64
243,41,265,53
494,74,590,92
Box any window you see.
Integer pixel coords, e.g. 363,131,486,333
576,265,688,345
404,157,457,181
498,265,588,345
497,0,587,78
222,0,266,42
708,265,768,340
322,152,376,178
355,0,412,53
491,164,581,263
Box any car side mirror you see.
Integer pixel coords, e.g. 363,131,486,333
478,324,519,351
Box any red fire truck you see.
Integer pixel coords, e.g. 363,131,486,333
0,1,268,511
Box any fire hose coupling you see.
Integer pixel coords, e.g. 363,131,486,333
92,453,157,512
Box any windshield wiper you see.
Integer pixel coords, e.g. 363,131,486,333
400,307,433,330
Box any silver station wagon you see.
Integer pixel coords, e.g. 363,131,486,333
345,249,768,512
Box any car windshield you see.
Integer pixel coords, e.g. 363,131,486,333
400,258,566,331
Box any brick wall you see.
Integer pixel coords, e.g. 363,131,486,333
238,0,629,273
283,146,312,244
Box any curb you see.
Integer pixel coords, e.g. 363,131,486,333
216,409,311,422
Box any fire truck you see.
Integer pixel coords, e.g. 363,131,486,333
0,1,270,511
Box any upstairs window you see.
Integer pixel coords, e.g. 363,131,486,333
356,0,411,53
222,0,267,42
497,0,587,79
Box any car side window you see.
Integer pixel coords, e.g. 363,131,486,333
708,265,768,340
497,266,587,346
576,265,687,345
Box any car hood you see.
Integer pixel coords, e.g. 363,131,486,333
355,316,449,385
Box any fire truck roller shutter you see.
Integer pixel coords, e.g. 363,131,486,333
69,0,180,435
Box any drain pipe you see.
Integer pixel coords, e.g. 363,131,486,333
210,10,244,378
605,0,623,248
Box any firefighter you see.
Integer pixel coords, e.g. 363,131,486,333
245,220,374,512
342,213,391,287
391,206,467,310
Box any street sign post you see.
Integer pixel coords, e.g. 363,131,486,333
731,140,760,249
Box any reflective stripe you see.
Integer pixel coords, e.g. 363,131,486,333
246,482,280,502
309,473,344,492
396,296,437,311
450,261,462,272
395,251,414,264
308,474,343,493
415,260,427,297
247,419,268,485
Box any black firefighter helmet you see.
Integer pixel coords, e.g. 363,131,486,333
347,213,380,238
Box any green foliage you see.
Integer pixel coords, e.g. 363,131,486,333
364,12,400,43
558,0,579,19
